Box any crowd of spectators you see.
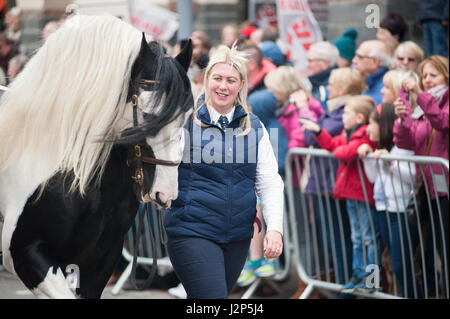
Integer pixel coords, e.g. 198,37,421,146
0,5,63,88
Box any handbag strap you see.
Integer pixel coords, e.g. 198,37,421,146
417,128,435,187
425,129,436,156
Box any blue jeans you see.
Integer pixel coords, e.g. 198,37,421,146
315,196,352,284
378,211,417,298
166,236,251,298
346,200,380,280
422,20,449,57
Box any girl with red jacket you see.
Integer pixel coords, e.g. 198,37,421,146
301,95,380,294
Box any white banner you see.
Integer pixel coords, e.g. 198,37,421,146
129,0,179,41
276,0,322,79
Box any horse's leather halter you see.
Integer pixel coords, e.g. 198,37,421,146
127,81,181,291
127,88,180,201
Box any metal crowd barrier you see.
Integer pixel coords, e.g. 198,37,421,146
112,203,173,295
285,147,449,299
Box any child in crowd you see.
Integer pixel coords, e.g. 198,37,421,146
301,95,380,294
302,67,367,285
358,103,417,298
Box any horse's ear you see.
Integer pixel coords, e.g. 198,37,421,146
175,38,192,72
140,32,156,63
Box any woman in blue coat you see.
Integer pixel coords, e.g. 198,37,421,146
164,44,284,299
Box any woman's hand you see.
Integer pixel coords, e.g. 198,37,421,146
402,77,421,95
263,230,283,259
394,97,407,117
299,118,320,133
357,143,373,156
289,90,308,108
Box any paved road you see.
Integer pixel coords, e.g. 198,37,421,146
0,264,300,299
0,267,173,299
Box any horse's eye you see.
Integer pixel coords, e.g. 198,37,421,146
143,112,151,120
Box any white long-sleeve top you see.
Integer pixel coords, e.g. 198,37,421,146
362,146,416,212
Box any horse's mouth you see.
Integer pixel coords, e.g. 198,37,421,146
142,192,170,210
154,193,170,210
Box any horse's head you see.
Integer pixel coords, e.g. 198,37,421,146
120,34,193,210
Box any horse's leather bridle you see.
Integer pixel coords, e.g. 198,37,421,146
127,81,182,291
127,89,180,201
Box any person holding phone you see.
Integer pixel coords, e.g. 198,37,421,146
393,55,449,298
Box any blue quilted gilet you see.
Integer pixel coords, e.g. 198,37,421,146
164,103,263,243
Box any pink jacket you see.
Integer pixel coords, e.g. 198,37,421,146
278,97,323,189
393,88,449,199
278,97,323,149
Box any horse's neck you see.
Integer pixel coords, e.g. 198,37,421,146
97,145,133,189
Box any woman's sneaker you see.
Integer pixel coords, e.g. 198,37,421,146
254,259,279,278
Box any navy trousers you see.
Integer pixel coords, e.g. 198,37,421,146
167,236,251,299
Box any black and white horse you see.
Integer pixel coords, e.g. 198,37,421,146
0,15,193,298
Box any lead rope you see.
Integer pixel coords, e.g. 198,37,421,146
129,94,164,290
130,205,158,290
158,211,168,245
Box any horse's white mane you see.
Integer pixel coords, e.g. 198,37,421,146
0,15,142,195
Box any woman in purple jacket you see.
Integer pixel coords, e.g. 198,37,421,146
393,55,448,298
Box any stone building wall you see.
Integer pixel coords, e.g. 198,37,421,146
14,0,72,55
191,0,424,47
326,0,423,46
193,1,247,45
12,0,430,55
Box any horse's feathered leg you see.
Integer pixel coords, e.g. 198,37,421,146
10,239,76,299
32,267,76,299
7,196,78,299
